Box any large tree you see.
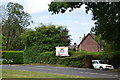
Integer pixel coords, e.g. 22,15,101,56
22,24,71,63
48,2,120,51
22,24,71,52
1,2,32,50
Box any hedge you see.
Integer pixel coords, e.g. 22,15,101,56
57,54,93,68
37,51,58,64
26,51,93,68
2,51,24,64
3,49,118,69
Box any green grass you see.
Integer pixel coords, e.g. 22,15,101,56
110,69,120,72
2,69,84,78
1,69,109,80
0,61,2,65
0,69,1,79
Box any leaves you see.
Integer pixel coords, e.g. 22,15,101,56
1,2,32,50
48,2,83,14
23,24,71,53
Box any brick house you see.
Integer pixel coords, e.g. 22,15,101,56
78,33,102,52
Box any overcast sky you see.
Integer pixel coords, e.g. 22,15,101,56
1,0,95,45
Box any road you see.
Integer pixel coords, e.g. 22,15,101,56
1,65,119,78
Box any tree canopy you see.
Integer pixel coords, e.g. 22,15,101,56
1,2,32,50
22,24,71,63
22,24,71,53
48,2,120,51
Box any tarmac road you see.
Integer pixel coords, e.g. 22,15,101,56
1,65,119,79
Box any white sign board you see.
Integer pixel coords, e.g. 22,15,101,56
56,47,69,56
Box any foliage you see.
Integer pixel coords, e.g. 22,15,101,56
24,25,70,51
57,55,85,68
0,34,2,49
36,51,58,64
87,2,120,51
1,2,32,50
48,2,83,14
0,34,7,49
23,24,71,63
48,2,120,51
2,51,24,64
23,47,38,64
24,50,93,68
24,51,59,64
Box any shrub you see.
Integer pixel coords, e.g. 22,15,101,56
57,54,93,68
36,51,60,64
2,51,24,64
23,47,39,64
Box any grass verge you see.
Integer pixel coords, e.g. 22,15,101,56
1,69,114,80
2,69,84,78
0,61,2,65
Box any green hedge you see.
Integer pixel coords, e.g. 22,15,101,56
23,49,120,69
58,54,93,68
23,47,38,64
27,51,93,68
37,51,58,64
2,51,24,64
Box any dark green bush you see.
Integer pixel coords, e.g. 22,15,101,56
57,54,93,68
23,47,39,64
2,51,24,64
36,51,60,64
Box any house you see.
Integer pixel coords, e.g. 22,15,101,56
78,33,102,52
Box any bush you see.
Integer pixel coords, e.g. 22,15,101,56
37,51,61,64
24,51,59,64
2,51,24,64
23,47,40,64
57,54,93,68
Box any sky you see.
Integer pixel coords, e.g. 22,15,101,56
0,0,95,45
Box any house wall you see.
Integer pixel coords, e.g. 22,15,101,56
79,35,101,52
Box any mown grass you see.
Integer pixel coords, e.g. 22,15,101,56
0,61,2,65
1,69,112,80
2,69,84,78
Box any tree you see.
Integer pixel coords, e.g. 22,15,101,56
48,2,120,51
1,2,32,50
87,2,120,51
22,24,71,63
23,24,71,52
